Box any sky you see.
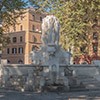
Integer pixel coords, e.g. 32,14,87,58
24,0,31,7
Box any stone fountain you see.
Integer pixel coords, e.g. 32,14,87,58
0,15,85,92
30,15,71,67
30,15,72,91
2,15,99,92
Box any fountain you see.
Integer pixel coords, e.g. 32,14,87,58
30,15,71,66
30,15,73,91
2,15,100,92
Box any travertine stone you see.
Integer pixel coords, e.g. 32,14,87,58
30,15,71,90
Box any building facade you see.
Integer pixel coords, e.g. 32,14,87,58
2,8,46,64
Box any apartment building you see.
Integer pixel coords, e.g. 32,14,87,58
2,8,46,64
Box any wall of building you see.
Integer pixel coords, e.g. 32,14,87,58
2,8,46,64
26,9,45,64
2,31,26,64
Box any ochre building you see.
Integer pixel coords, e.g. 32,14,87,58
2,8,46,64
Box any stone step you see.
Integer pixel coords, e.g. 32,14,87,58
76,76,98,83
79,79,99,84
77,77,100,90
70,87,89,92
86,84,100,90
77,76,94,80
79,78,99,83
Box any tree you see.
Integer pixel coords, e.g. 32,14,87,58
29,0,58,12
55,0,100,56
0,0,27,49
29,0,100,56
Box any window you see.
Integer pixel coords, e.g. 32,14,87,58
20,36,23,42
33,15,35,20
93,44,98,52
7,48,10,54
40,17,42,21
12,48,17,54
18,47,23,54
32,25,35,31
14,48,17,54
20,16,23,20
20,25,23,31
36,25,39,31
93,32,98,40
33,36,37,43
13,37,17,43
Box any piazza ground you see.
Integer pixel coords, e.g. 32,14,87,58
0,89,100,100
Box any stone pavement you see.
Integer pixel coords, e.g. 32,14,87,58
0,89,100,100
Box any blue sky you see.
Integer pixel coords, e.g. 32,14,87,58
24,0,30,7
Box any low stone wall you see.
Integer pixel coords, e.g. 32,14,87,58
3,64,35,76
1,64,100,91
0,64,37,91
2,64,100,83
70,64,99,77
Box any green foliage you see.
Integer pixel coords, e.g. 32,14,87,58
51,0,100,55
29,0,58,12
29,0,100,56
0,0,27,49
0,28,10,49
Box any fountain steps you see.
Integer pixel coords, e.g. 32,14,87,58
77,76,100,90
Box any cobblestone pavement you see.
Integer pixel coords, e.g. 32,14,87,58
0,89,100,100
